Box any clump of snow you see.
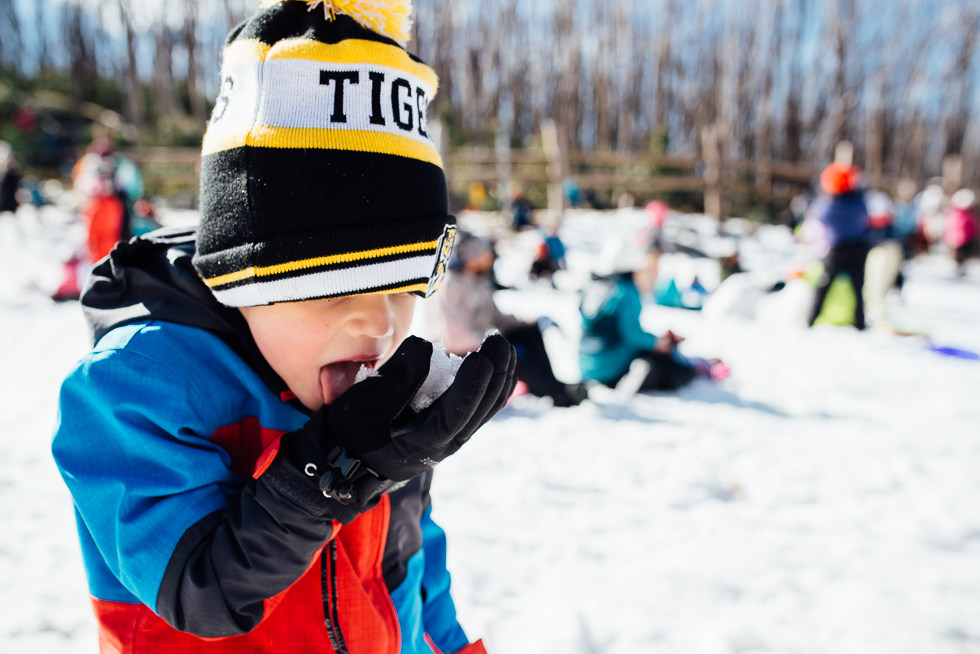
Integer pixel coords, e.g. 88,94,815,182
410,341,464,412
354,364,381,384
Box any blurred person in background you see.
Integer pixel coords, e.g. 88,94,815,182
530,217,566,282
579,240,726,395
72,138,145,262
944,188,980,275
509,183,534,230
807,162,870,330
863,190,903,327
713,238,743,283
787,188,814,232
892,179,920,261
917,183,947,249
427,231,588,407
0,147,21,217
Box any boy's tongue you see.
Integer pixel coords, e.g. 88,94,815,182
318,361,366,406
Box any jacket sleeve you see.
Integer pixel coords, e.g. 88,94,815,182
615,283,658,352
418,478,470,654
53,347,337,638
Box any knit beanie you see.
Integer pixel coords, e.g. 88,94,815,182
193,0,455,307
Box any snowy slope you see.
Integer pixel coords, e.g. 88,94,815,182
2,208,980,653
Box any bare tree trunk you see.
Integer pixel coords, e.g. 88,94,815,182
943,10,979,158
0,0,22,70
826,0,855,160
864,82,884,185
654,0,675,132
593,0,612,152
900,111,923,180
118,0,145,129
65,3,96,111
154,22,178,119
615,2,641,153
755,0,781,196
32,0,51,72
185,0,206,121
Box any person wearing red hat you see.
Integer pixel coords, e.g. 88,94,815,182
807,162,871,329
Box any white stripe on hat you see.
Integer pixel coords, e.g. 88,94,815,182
204,59,435,155
210,254,437,306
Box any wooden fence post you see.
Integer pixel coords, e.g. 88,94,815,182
942,154,963,194
702,123,721,220
541,119,568,213
834,140,854,166
495,128,511,204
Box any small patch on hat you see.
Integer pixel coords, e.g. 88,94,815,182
425,224,457,297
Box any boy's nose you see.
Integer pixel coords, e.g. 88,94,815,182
344,295,396,340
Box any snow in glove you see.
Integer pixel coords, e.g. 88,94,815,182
281,334,517,523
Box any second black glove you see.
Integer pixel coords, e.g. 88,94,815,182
279,335,517,523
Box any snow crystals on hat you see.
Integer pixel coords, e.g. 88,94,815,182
260,0,414,46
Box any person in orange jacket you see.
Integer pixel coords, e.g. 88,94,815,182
73,138,144,262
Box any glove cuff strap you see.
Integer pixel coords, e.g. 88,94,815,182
302,445,383,505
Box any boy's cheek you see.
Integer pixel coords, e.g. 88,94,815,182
385,295,417,363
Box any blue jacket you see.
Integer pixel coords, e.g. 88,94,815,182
811,191,869,247
579,275,658,384
52,230,470,654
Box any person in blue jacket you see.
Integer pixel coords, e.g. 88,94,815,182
579,244,698,392
50,3,515,653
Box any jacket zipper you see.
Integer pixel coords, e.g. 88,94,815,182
322,540,349,654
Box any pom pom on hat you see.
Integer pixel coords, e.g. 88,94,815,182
820,162,862,195
259,0,413,46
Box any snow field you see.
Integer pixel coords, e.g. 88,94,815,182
431,267,980,653
1,208,980,653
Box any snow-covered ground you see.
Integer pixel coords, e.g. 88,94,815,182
2,206,980,653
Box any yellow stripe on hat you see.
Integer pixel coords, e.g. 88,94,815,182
359,282,430,296
201,125,443,167
221,38,438,92
203,238,439,289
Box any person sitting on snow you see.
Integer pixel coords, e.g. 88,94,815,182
52,3,512,652
806,162,871,330
530,218,567,282
0,144,21,218
426,231,588,407
579,240,726,395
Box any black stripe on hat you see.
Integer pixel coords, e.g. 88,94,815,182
195,146,450,275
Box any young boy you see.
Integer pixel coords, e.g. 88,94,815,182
52,2,515,652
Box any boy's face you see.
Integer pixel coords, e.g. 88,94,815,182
239,293,416,411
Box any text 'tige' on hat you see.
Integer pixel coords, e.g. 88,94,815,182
193,0,456,307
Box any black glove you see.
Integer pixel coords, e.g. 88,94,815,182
280,335,516,523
